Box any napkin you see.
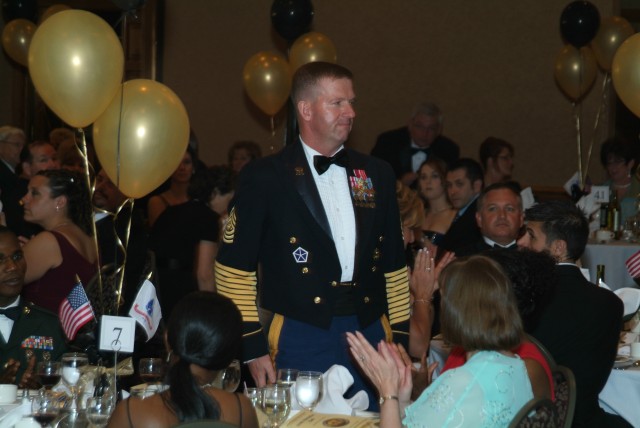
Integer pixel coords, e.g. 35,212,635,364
614,288,640,317
0,402,29,428
313,365,369,415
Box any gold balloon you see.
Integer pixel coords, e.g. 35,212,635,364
39,4,72,24
1,19,36,67
28,10,124,128
289,31,338,72
612,33,640,118
554,44,597,101
93,79,191,199
243,51,292,116
591,16,635,71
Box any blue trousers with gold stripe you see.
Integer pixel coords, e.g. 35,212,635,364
268,314,391,412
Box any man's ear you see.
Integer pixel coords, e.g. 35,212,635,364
298,100,311,121
549,239,568,261
472,179,483,194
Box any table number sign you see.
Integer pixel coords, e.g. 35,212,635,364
591,186,610,204
99,315,136,353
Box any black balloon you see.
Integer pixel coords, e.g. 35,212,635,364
1,0,37,23
110,0,147,11
560,1,600,48
271,0,314,42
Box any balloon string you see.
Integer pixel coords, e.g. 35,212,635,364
573,102,583,189
114,198,134,312
583,73,609,185
76,128,104,304
270,116,275,137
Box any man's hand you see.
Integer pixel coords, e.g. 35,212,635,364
18,356,39,389
0,359,20,385
248,354,275,387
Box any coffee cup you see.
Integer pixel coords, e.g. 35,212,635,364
631,342,640,359
595,229,614,243
0,384,17,404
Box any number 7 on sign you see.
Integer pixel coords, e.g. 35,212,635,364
99,316,136,353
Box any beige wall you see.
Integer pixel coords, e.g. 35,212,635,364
1,0,617,187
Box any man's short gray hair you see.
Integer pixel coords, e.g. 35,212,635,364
411,102,443,124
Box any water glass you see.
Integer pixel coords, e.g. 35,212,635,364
244,387,262,409
261,385,291,428
276,368,298,387
85,396,114,428
294,371,323,411
61,353,88,399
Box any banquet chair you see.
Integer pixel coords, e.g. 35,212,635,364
508,397,559,428
526,334,557,370
552,365,576,428
172,420,236,428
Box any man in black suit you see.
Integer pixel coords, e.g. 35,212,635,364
455,182,523,257
215,62,409,408
518,201,630,428
0,126,26,235
371,102,459,186
0,226,67,387
439,158,483,254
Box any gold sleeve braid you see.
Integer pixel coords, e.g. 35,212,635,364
215,261,260,324
385,266,410,325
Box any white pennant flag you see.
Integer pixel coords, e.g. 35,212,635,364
129,279,162,341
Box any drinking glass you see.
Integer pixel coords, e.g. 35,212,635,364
244,387,262,409
276,368,298,387
261,385,291,428
85,396,114,428
220,359,241,392
61,353,88,396
31,393,60,427
294,371,323,411
138,358,165,385
36,361,62,390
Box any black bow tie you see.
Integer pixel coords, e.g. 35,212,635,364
314,149,349,175
0,306,21,321
411,147,430,155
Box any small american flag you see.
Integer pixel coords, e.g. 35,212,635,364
59,280,95,341
626,250,640,279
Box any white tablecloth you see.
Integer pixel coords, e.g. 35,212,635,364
581,240,640,290
599,366,640,426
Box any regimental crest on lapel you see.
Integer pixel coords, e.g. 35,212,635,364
349,169,376,208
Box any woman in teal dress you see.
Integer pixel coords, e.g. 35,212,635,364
347,255,533,428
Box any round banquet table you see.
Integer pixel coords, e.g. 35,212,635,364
599,366,640,426
581,240,640,290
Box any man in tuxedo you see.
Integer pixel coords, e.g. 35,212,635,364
518,201,629,428
93,169,149,313
215,62,409,408
455,182,523,256
371,102,459,186
0,226,67,386
0,126,26,235
439,158,483,254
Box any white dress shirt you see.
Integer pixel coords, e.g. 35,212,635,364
410,142,427,173
0,298,20,342
301,140,356,282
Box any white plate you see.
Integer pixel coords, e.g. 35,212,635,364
614,355,634,369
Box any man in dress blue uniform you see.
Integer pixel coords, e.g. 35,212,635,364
0,226,67,387
215,62,410,408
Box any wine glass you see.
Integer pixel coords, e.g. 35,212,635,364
294,371,323,411
85,396,114,428
31,393,60,427
36,361,62,390
138,358,165,385
61,353,88,407
276,368,298,387
244,387,262,409
261,385,291,428
220,359,241,392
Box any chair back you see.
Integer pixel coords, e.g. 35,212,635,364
172,420,236,428
526,334,557,370
552,365,576,428
508,397,559,428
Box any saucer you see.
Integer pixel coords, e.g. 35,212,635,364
614,355,634,369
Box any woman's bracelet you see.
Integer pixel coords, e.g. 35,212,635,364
413,297,433,304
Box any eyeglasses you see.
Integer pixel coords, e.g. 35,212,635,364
0,140,24,149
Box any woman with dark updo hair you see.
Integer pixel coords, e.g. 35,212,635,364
20,169,97,312
107,292,259,428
